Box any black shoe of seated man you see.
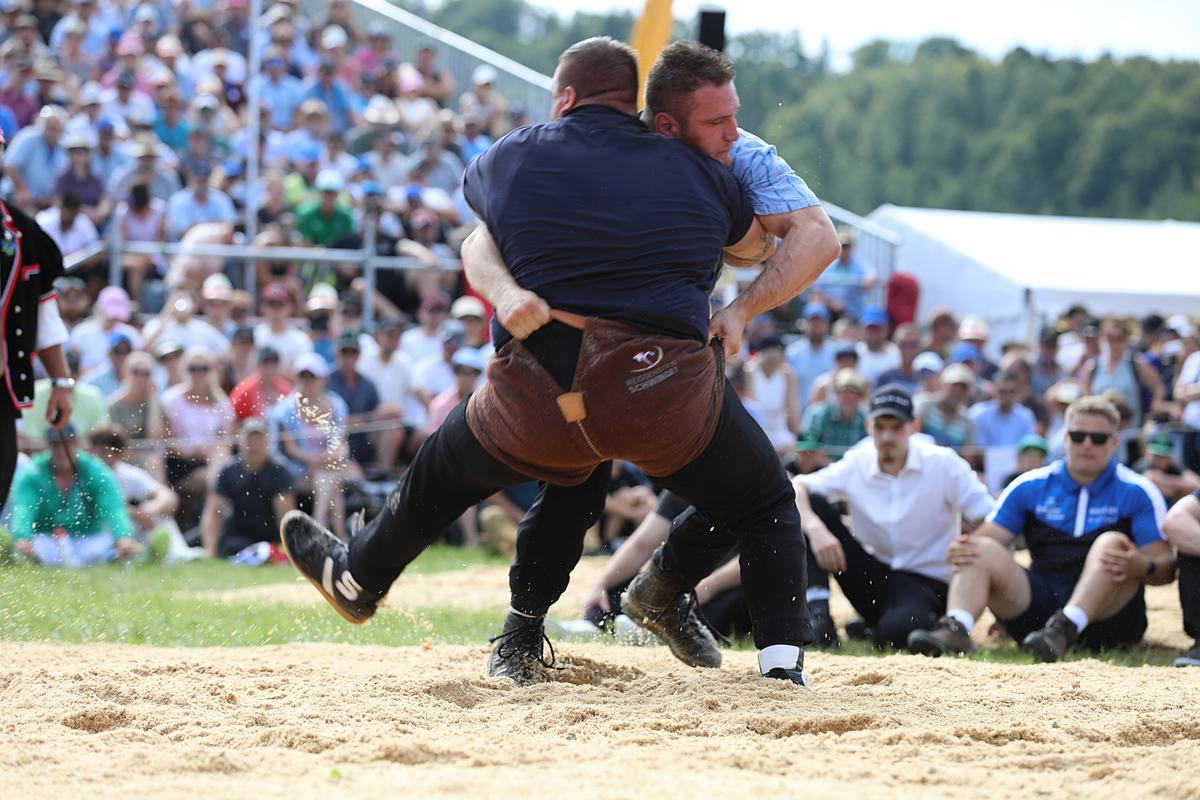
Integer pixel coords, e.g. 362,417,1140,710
621,561,722,668
1175,640,1200,668
808,599,840,649
843,616,875,643
487,612,557,687
763,652,811,687
1021,610,1078,663
279,510,380,624
907,615,975,657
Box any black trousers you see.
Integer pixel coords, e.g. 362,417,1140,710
510,383,810,649
805,492,948,649
350,383,811,648
0,416,17,511
1180,553,1200,642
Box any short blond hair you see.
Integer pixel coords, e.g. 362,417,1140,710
1065,395,1120,430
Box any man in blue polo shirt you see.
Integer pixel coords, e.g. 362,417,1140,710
279,37,820,686
909,395,1174,662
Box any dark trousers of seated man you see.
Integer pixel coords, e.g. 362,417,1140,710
1177,554,1200,642
805,492,948,650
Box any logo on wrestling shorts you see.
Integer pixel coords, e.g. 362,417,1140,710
630,346,663,373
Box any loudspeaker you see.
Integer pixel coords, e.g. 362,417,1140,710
697,9,726,53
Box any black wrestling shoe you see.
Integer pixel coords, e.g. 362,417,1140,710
279,510,380,624
809,599,840,649
1175,641,1200,667
843,616,874,642
1021,610,1078,663
621,561,722,668
763,653,811,687
487,612,558,686
907,616,975,657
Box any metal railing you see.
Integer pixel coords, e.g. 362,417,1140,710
297,0,554,121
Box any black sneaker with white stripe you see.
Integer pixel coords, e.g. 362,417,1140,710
279,510,380,624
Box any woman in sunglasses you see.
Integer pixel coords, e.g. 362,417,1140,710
910,394,1175,663
161,347,235,517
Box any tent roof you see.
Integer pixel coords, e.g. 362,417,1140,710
870,205,1200,297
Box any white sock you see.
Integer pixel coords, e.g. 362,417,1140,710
947,608,976,633
805,587,831,603
758,644,801,674
1062,604,1088,633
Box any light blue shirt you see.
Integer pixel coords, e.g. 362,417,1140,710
815,254,871,318
166,187,237,241
785,337,835,411
250,73,307,131
5,128,69,203
968,400,1036,447
730,128,819,215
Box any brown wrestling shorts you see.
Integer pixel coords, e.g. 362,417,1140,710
466,311,725,485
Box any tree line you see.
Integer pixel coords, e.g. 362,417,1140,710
404,0,1200,221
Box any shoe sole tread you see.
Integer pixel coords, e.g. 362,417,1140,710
279,510,371,626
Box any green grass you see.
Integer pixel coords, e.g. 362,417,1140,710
0,545,508,648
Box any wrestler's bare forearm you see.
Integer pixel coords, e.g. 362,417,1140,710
725,205,840,324
461,224,551,340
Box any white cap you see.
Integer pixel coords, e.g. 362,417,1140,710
80,81,103,105
472,64,497,86
450,295,486,320
294,352,329,378
913,351,945,374
451,346,486,372
321,25,348,50
314,168,345,192
1166,313,1194,338
201,273,233,300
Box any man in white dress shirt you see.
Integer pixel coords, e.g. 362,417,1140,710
792,384,995,649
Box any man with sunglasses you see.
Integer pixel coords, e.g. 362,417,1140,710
909,395,1175,662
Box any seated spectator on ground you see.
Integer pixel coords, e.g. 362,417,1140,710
201,418,297,559
477,481,540,556
88,425,198,562
326,331,404,476
909,395,1174,662
272,352,353,540
106,350,166,480
794,385,995,649
428,346,485,430
802,368,868,458
1001,434,1049,490
1137,433,1200,505
20,350,109,450
917,363,976,451
254,282,314,371
9,425,140,567
600,460,658,552
68,286,143,374
230,345,293,423
81,331,134,400
162,347,235,512
1164,490,1200,667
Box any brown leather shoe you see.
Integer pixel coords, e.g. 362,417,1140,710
907,615,975,657
1021,610,1078,663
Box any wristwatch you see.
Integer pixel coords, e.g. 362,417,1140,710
51,378,76,390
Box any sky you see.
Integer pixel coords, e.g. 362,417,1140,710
536,0,1200,66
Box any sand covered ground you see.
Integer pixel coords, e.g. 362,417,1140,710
3,640,1199,799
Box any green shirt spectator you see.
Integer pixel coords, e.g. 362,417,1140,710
803,368,869,457
10,450,133,541
20,378,110,443
296,169,356,246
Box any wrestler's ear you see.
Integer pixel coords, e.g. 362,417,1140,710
556,85,579,115
651,111,679,138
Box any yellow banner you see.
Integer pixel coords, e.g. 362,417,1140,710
630,0,673,106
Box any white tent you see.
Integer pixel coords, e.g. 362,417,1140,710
866,204,1200,348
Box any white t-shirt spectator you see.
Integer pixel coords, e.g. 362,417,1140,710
1179,351,1200,429
855,342,902,386
68,319,145,373
143,317,230,356
415,352,454,400
254,323,314,372
400,327,442,364
35,208,99,257
358,347,425,427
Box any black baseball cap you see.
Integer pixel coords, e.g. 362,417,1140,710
868,384,914,423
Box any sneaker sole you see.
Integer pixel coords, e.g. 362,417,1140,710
279,510,370,626
621,594,721,668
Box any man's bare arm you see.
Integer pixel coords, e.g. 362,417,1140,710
724,217,778,267
710,206,840,357
460,225,550,340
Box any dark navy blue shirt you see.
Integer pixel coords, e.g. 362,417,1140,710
988,458,1167,576
463,104,754,344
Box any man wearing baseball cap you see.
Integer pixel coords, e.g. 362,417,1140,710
792,384,994,648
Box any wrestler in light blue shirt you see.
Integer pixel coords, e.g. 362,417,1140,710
730,128,819,215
